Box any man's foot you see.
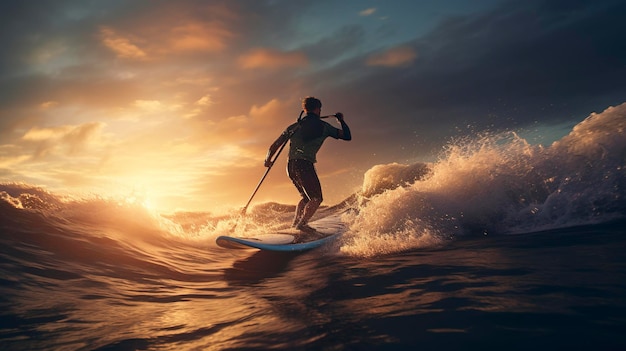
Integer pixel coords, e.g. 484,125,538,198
296,222,316,232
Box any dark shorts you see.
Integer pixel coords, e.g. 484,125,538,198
287,159,322,202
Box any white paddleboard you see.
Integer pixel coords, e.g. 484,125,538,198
216,214,347,252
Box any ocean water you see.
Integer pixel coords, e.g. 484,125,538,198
1,104,625,350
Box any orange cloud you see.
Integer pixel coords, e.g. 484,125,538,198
249,98,282,120
196,95,213,107
133,99,163,111
22,122,105,157
100,27,147,59
239,48,308,69
366,46,417,67
101,19,233,60
0,144,30,168
169,22,233,52
39,101,59,110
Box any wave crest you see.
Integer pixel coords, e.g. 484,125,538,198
340,103,626,256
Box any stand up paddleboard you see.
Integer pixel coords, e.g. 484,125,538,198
216,214,347,252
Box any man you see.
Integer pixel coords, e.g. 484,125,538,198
264,97,352,231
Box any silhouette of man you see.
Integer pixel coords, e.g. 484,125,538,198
265,97,352,231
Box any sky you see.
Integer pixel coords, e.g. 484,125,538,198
1,0,625,213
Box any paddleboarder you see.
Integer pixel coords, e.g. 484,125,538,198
264,97,352,231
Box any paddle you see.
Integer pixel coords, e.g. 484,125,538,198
238,135,288,218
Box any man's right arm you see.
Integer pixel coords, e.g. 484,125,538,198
335,113,351,141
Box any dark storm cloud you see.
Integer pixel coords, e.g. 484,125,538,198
311,0,626,151
414,0,626,109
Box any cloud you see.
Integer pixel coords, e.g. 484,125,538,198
100,18,234,60
196,95,213,107
22,122,105,157
366,46,417,67
0,144,30,168
302,25,366,66
319,0,626,138
169,22,233,53
206,98,288,143
61,123,105,154
134,100,163,111
100,27,147,60
22,127,68,141
360,8,377,16
39,101,59,110
248,98,287,129
249,98,282,119
238,48,308,69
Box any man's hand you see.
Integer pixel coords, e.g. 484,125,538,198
334,112,351,140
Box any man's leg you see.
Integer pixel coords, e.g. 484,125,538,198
296,197,321,229
295,162,323,229
288,159,309,227
292,198,307,227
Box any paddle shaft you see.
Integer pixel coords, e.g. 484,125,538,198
239,137,288,216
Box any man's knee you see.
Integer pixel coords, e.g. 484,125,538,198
309,196,322,205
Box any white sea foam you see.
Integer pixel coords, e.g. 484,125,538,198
339,103,626,256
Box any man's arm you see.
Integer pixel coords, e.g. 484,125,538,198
335,113,351,141
264,132,289,167
265,122,301,167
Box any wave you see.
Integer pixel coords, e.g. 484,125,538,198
341,102,626,255
1,103,625,258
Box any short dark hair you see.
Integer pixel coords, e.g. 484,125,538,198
302,96,322,111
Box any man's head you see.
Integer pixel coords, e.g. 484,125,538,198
302,97,322,113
